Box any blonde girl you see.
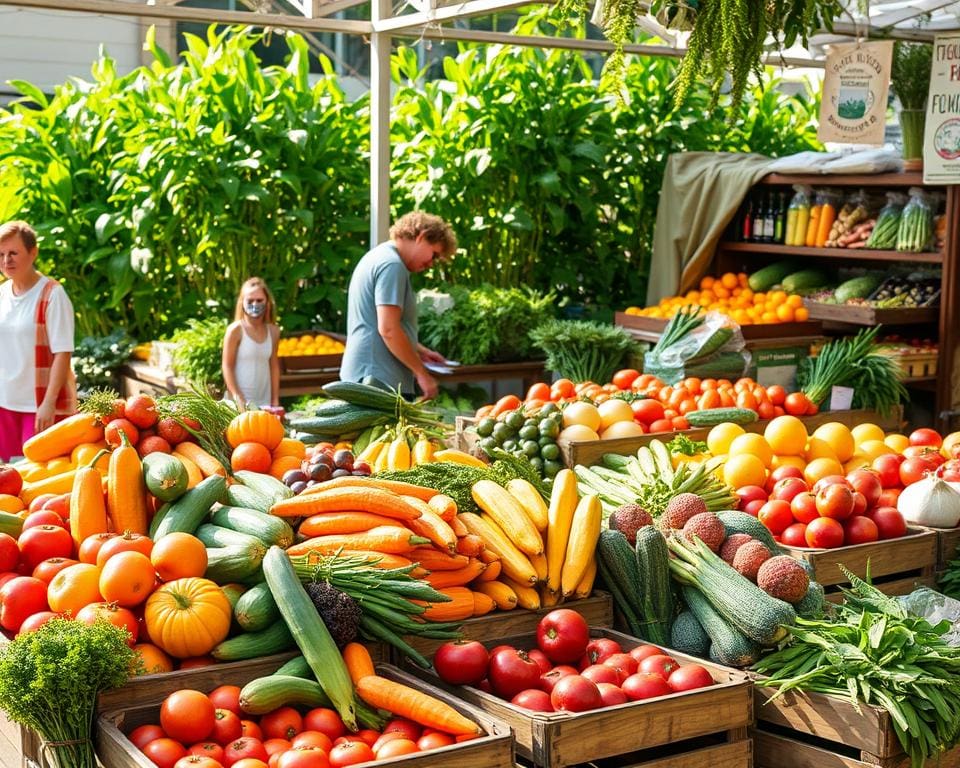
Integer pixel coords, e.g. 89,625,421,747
222,277,280,410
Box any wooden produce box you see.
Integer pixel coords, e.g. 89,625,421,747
406,627,753,768
401,591,614,660
751,681,960,768
777,527,937,600
97,662,513,768
615,311,822,341
278,329,346,373
921,525,960,571
803,301,939,327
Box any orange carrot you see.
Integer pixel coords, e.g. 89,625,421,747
489,395,522,418
474,557,501,582
408,547,469,571
455,534,484,557
427,494,457,522
355,675,480,735
449,515,469,538
424,559,486,589
413,587,475,622
285,526,429,556
299,476,437,500
402,497,457,553
297,511,404,538
343,642,376,684
271,486,422,520
173,443,226,478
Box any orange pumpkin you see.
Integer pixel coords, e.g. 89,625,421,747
226,412,284,451
272,438,306,461
143,577,232,658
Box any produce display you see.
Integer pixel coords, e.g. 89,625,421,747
277,332,345,358
806,271,941,309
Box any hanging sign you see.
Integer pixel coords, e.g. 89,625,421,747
818,40,893,146
923,34,960,184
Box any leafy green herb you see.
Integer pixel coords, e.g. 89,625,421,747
529,319,637,384
667,433,708,456
72,330,137,395
0,618,135,768
418,285,556,366
158,385,236,467
168,317,227,392
892,42,933,110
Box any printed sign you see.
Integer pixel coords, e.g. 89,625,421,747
818,40,893,145
924,34,960,184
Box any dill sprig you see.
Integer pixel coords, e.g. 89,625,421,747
158,386,236,468
78,387,122,421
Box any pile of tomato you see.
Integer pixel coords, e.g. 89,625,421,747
130,685,469,768
432,609,714,713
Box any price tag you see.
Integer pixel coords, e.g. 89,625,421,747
829,386,855,411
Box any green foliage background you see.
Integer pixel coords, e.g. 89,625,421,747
0,20,821,342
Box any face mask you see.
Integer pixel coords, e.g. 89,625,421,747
244,301,266,318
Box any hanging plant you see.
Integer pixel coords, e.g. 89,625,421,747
558,0,848,111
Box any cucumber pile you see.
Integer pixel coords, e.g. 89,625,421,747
473,404,564,484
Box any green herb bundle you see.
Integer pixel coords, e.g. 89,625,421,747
529,319,637,385
799,326,908,415
159,386,237,467
0,618,135,768
168,317,227,391
753,569,960,768
892,42,933,110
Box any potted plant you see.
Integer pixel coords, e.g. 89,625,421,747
891,41,933,170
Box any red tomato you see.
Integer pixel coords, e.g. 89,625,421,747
96,532,154,567
621,672,673,701
597,682,629,707
160,690,216,745
129,724,166,750
580,664,621,686
771,477,808,505
302,709,344,741
142,738,187,768
790,492,819,524
15,610,58,635
188,743,226,763
125,394,159,429
510,688,554,711
0,576,49,632
844,515,879,545
371,731,406,753
900,456,936,486
209,708,244,746
735,485,768,509
758,500,794,535
31,557,78,584
175,757,222,768
277,746,331,768
77,532,118,565
208,685,242,716
488,648,542,699
232,760,270,768
536,608,590,663
550,675,603,712
667,664,714,692
240,721,263,741
104,418,139,449
291,732,331,752
780,522,808,548
648,418,675,434
909,428,942,448
638,654,679,681
602,652,639,682
851,491,868,517
224,738,270,767
382,717,421,741
433,640,489,686
16,525,73,571
538,665,578,694
526,648,552,675
328,741,376,767
583,637,622,666
0,465,23,497
765,465,805,493
877,488,902,508
355,729,380,747
22,511,65,530
742,499,765,516
872,454,905,489
375,739,419,759
816,484,855,521
417,731,455,750
75,602,138,647
870,507,908,539
940,460,960,483
260,706,302,741
612,369,640,390
628,645,664,664
847,469,882,509
812,475,852,495
630,399,665,425
0,533,18,572
805,517,844,548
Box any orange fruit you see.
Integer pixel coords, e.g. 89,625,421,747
728,433,774,468
99,551,156,607
851,423,885,446
803,457,844,485
707,423,745,456
47,563,103,615
562,402,602,432
812,422,855,463
151,532,208,582
723,454,767,489
764,415,809,456
131,643,175,676
804,437,838,463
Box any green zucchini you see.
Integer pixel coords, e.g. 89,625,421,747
150,474,226,539
142,452,189,503
684,408,758,427
263,545,358,730
682,585,760,667
834,275,883,303
223,483,273,515
312,399,359,418
781,269,830,293
211,505,295,549
635,525,673,646
196,523,268,554
669,609,710,658
232,470,295,504
322,381,398,411
748,261,798,292
239,675,332,715
288,410,390,435
205,544,265,583
0,510,24,538
596,530,645,634
273,654,311,678
211,621,295,661
795,581,827,619
235,582,281,632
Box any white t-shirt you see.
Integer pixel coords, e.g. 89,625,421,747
0,276,75,413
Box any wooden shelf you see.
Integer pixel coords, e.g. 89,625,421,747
718,241,944,265
803,301,939,326
759,171,931,187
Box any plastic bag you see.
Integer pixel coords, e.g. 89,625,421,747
897,587,960,646
643,311,751,385
865,191,906,249
896,187,935,252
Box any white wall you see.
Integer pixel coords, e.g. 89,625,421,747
0,5,142,102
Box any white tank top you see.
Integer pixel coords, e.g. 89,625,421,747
234,327,273,407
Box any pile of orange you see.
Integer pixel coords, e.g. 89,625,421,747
278,333,345,357
625,272,810,325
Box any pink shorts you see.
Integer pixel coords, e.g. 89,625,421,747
0,407,36,462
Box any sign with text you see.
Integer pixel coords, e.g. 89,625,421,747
818,40,893,146
924,34,960,184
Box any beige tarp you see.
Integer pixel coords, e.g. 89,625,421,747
646,152,775,306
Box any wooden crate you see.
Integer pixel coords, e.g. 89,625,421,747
278,329,346,373
777,526,936,596
405,627,753,768
401,591,614,660
927,526,960,571
754,727,960,768
96,663,514,768
802,301,939,327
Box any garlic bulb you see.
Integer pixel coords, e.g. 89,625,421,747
897,476,960,528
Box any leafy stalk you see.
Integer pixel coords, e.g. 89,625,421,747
529,319,638,384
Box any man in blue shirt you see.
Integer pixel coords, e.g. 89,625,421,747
341,212,457,399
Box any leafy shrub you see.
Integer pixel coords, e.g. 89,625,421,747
72,330,137,395
169,317,227,391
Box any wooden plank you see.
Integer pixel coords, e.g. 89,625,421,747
926,526,960,570
754,727,960,768
401,592,614,659
777,528,936,587
627,740,751,768
803,302,939,327
97,663,514,768
405,627,752,768
718,241,944,265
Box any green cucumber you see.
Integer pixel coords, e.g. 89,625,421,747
205,544,265,583
210,621,295,661
685,408,758,427
288,410,390,435
223,483,273,515
232,470,294,503
239,675,331,715
142,452,189,503
748,261,798,292
234,582,281,632
211,506,295,548
274,655,311,678
781,269,830,293
150,474,226,539
0,510,24,538
321,381,398,411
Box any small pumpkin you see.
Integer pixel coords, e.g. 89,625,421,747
226,411,284,451
143,577,232,658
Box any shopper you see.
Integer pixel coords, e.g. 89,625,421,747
222,276,281,412
341,212,457,400
0,221,76,461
